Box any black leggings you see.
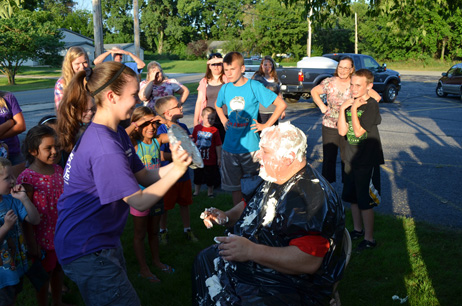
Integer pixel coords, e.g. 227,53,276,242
322,125,344,183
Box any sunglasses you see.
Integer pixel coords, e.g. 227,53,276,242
209,53,222,59
163,103,182,114
139,121,158,128
210,63,222,67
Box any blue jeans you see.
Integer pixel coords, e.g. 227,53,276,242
62,246,140,306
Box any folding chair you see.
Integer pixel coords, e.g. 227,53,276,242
330,228,352,306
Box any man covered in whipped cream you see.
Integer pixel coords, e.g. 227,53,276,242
193,122,346,305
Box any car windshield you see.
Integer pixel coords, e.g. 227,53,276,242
362,56,380,70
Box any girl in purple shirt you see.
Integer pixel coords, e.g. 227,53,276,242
54,62,191,305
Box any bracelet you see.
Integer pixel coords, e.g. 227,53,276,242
131,122,138,128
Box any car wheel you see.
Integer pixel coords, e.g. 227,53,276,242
383,84,397,103
436,83,447,97
284,94,300,103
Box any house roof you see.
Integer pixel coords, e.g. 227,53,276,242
59,28,94,42
64,41,95,49
103,43,145,51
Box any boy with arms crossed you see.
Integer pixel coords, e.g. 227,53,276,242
338,69,384,251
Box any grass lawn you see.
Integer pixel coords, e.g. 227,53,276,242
0,78,57,92
15,191,462,306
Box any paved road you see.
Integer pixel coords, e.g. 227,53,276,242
11,72,462,228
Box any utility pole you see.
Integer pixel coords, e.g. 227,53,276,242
355,12,358,54
134,0,140,58
307,1,313,57
92,0,104,58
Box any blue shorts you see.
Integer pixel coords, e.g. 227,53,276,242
62,245,140,306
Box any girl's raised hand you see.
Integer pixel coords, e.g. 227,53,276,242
170,141,192,172
153,115,166,125
135,116,150,129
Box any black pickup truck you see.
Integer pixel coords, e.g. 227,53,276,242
277,53,401,103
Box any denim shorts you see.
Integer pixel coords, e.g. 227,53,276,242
62,245,140,306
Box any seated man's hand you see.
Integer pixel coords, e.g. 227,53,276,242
216,234,253,262
200,207,228,229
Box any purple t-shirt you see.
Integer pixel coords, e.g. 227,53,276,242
0,92,22,155
54,123,144,265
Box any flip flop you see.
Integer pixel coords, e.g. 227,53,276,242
138,273,161,283
161,264,175,274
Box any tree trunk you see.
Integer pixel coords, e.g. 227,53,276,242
440,38,447,61
93,0,104,57
157,30,164,54
7,72,15,85
133,0,140,58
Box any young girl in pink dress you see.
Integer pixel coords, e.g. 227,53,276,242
17,125,66,306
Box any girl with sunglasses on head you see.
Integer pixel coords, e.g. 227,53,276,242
193,53,228,141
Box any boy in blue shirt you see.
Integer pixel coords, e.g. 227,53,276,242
155,96,198,243
0,157,40,305
215,52,287,205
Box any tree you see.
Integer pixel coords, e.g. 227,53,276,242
0,9,63,84
239,0,308,59
0,0,20,18
61,9,94,37
141,0,196,55
141,0,174,54
101,0,134,43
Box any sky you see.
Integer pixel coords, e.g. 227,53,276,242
75,0,91,11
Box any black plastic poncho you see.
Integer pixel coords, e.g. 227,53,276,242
193,165,346,306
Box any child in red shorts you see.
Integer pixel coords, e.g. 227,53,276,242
155,96,198,243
